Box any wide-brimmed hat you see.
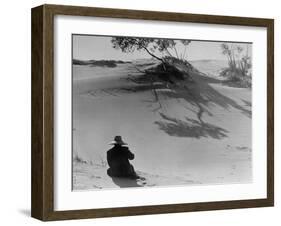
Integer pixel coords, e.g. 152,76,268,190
109,136,128,145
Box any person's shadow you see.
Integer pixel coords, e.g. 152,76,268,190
111,176,144,188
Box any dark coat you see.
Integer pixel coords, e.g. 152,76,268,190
107,145,137,178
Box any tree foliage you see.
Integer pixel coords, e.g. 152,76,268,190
111,37,191,63
220,43,252,87
221,43,251,76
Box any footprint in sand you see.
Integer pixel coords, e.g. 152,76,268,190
91,175,101,179
236,146,251,152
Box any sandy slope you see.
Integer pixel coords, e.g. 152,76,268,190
72,60,252,190
190,60,228,78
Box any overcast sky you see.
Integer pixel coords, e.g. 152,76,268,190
73,35,252,61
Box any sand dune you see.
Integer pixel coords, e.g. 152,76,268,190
72,60,252,190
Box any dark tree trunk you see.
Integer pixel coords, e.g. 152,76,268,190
142,46,167,71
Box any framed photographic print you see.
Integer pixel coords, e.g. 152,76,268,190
31,4,274,221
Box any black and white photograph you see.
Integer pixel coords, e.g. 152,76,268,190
72,34,252,190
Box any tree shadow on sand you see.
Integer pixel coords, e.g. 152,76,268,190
121,69,250,139
241,99,252,107
119,64,251,139
165,72,251,119
155,113,228,139
123,67,251,119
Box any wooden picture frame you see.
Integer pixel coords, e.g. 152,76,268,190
31,4,274,221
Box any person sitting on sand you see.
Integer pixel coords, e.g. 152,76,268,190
107,136,138,179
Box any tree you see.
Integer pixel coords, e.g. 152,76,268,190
221,43,251,76
111,37,192,67
180,40,192,60
220,43,252,87
111,37,164,62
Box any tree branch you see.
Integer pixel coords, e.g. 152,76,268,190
141,45,167,71
142,45,163,62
